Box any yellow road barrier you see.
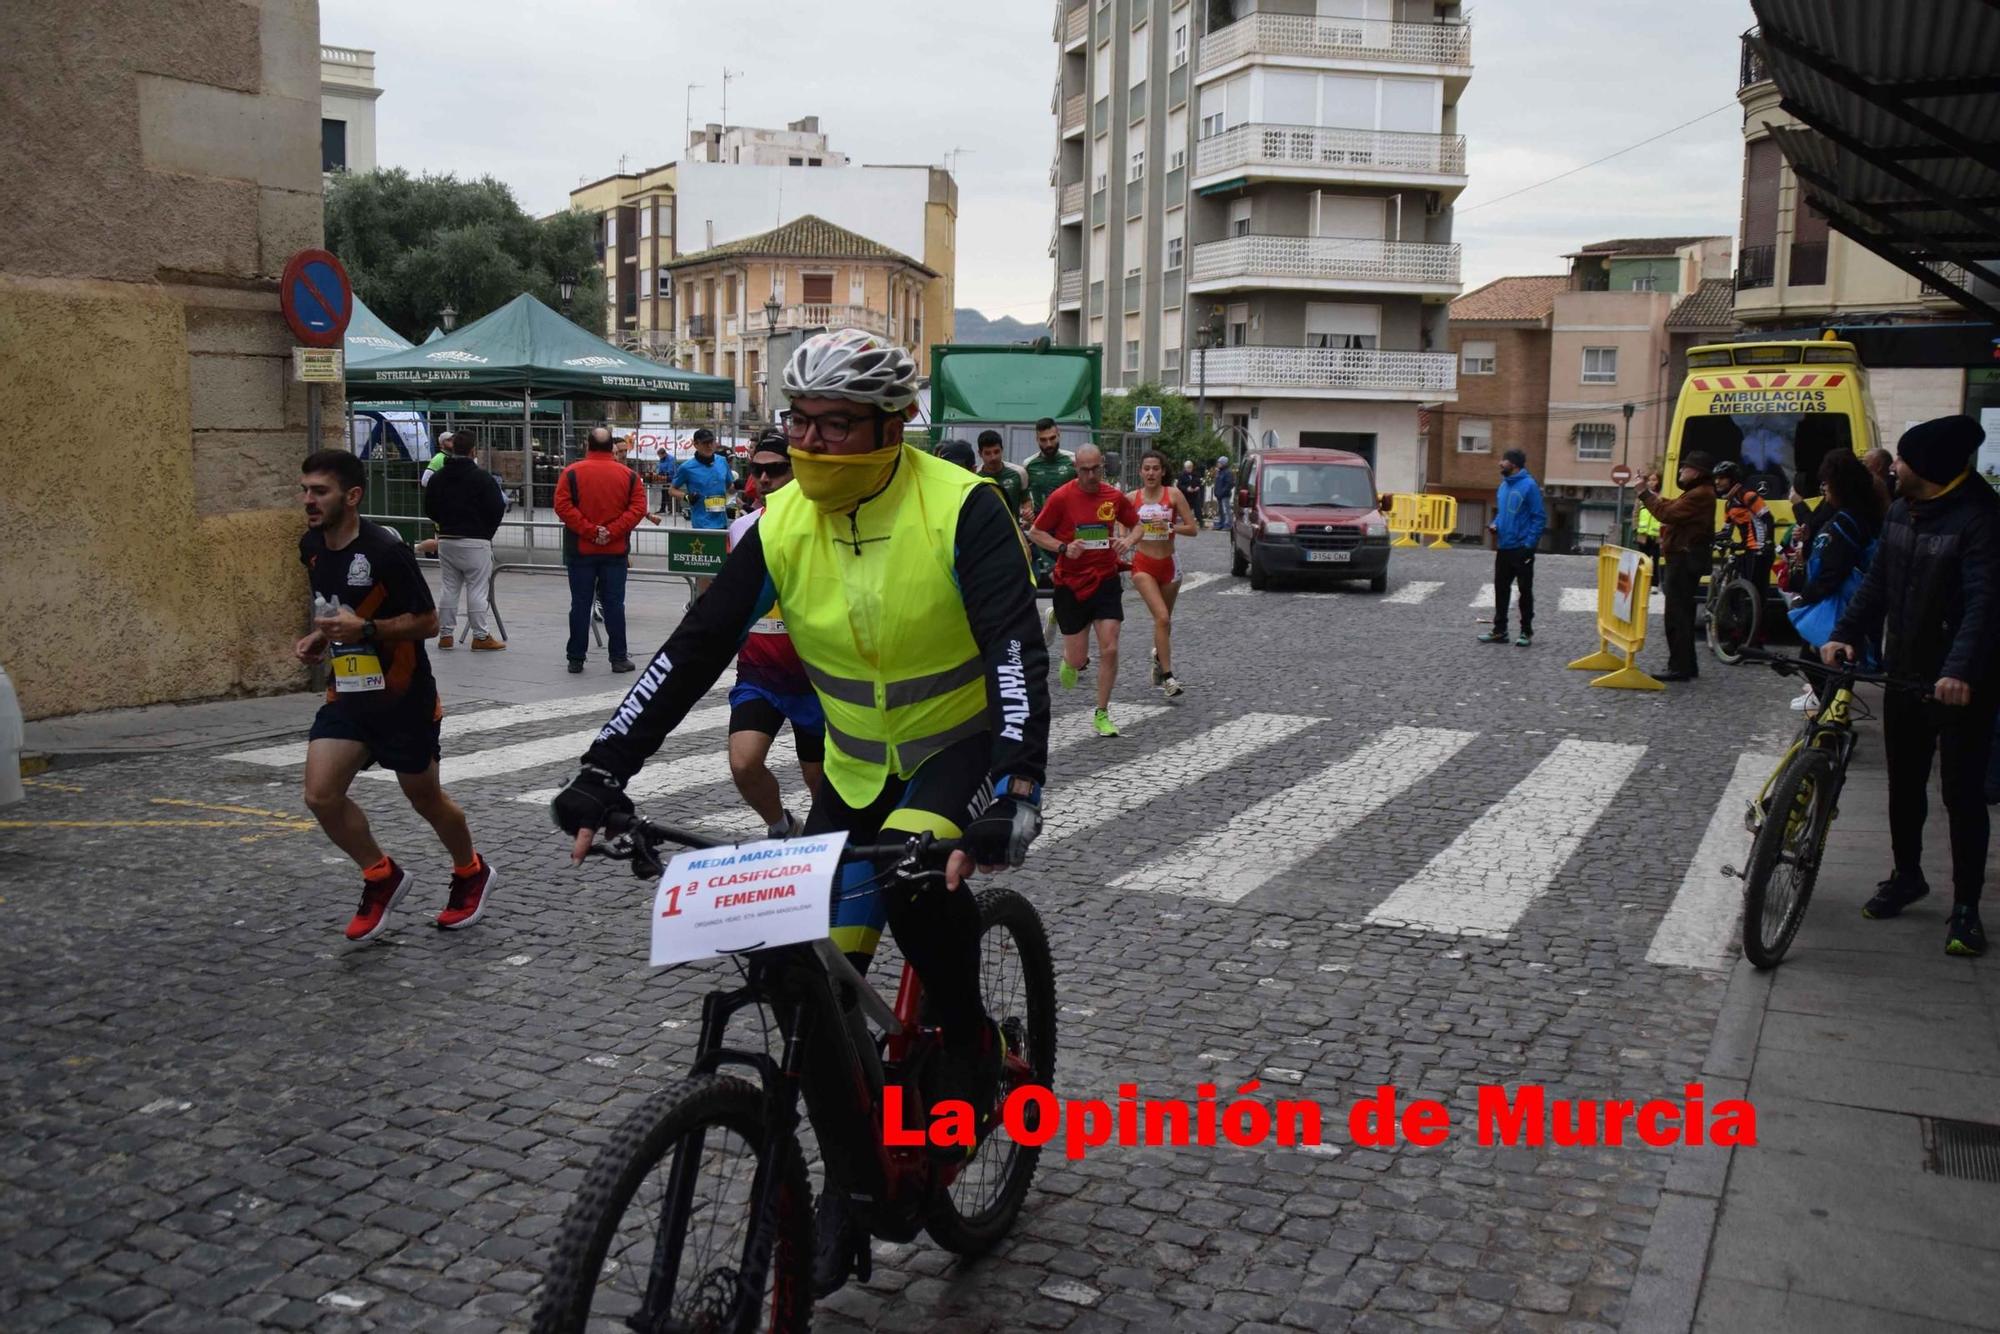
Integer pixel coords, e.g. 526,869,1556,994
1567,544,1662,691
1385,494,1460,549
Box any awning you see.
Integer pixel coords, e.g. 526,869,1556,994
1748,0,2000,322
344,293,736,403
343,295,414,363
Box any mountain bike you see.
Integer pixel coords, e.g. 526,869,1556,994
532,813,1057,1333
1725,646,1925,967
1704,531,1766,665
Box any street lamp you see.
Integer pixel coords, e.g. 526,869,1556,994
558,273,577,309
1617,400,1636,542
762,294,784,422
440,303,458,331
1195,323,1213,431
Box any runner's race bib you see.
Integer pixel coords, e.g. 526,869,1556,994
704,494,727,511
751,615,787,636
330,647,385,693
1074,522,1111,551
1142,516,1171,539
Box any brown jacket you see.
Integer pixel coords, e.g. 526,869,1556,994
1639,481,1718,558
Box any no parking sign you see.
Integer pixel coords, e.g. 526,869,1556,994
279,249,354,348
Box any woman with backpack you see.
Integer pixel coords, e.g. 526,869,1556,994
1786,450,1885,712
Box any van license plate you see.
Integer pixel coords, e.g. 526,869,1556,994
1305,550,1352,563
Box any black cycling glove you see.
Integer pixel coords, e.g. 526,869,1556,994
964,794,1042,869
551,764,633,837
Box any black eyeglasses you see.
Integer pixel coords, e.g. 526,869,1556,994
750,460,791,478
782,408,878,445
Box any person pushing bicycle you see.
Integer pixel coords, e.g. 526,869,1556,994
552,328,1053,1294
1713,459,1777,589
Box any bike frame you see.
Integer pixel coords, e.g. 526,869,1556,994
1750,681,1859,829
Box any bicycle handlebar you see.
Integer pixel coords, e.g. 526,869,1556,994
599,810,962,867
1732,644,1931,696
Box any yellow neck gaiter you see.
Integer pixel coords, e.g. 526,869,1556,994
792,444,900,514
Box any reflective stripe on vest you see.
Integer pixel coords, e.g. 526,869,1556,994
757,446,997,806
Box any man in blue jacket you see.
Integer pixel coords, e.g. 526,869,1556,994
1479,448,1546,646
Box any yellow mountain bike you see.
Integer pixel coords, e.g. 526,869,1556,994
1729,647,1925,967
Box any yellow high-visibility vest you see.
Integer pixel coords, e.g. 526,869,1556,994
757,445,994,806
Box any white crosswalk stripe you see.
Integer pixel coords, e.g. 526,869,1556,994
1383,581,1443,605
1560,586,1597,614
676,704,1175,839
360,702,732,785
1470,586,1495,609
224,689,636,767
1468,585,1596,613
1366,739,1648,937
1177,572,1224,595
1113,726,1476,904
1042,712,1304,844
1645,752,1781,971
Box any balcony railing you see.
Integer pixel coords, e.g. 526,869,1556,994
1199,13,1471,73
1922,261,1971,300
686,314,714,338
1190,235,1461,288
1062,94,1086,135
754,303,888,335
1739,29,1769,91
1197,345,1457,395
1196,124,1467,180
1060,181,1085,218
1736,244,1776,291
1058,269,1084,306
1787,240,1828,286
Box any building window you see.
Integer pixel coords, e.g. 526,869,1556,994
1125,339,1140,371
1461,340,1496,375
1170,146,1185,171
1200,108,1225,138
1228,198,1251,238
639,206,651,240
1129,148,1144,182
1457,420,1493,454
1163,346,1181,371
1582,347,1619,384
657,269,672,298
604,214,617,252
1166,235,1184,270
320,118,347,173
1630,273,1657,292
789,156,804,166
1575,423,1616,461
1171,22,1189,69
809,157,823,166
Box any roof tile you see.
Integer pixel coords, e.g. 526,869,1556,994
1666,277,1737,329
1449,275,1568,322
663,214,934,275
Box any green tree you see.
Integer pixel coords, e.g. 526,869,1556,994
1100,382,1222,473
324,169,605,340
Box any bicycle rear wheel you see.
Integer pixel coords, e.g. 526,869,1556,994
926,886,1058,1256
1708,577,1760,664
1742,748,1836,968
533,1074,812,1334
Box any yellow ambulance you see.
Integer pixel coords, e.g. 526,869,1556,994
1662,337,1880,531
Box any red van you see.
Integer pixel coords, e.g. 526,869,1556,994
1229,449,1392,592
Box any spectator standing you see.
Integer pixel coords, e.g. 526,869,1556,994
554,426,647,674
1211,455,1235,530
1176,458,1206,524
1863,447,1896,509
1636,452,1719,682
1823,416,1997,957
1634,469,1664,585
421,431,507,651
1478,448,1546,647
1784,450,1884,712
421,432,452,488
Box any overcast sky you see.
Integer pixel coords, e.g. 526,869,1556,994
327,0,1752,319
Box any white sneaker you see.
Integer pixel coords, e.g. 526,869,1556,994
768,810,805,839
1789,687,1818,713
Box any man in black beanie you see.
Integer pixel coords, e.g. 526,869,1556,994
1824,415,1997,957
1637,451,1721,682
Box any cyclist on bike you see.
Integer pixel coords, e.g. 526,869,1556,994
551,328,1053,1293
1714,460,1776,589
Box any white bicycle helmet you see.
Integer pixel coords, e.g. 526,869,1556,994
782,328,919,413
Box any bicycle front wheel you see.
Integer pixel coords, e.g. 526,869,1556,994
533,1074,812,1334
926,886,1058,1256
1708,577,1761,664
1742,748,1836,968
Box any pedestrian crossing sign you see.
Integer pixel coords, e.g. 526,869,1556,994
1134,405,1162,434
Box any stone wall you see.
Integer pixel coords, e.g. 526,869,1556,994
0,0,334,719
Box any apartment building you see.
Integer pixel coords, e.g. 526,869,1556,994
662,215,935,420
1049,0,1470,491
1734,30,1985,431
1425,275,1563,534
568,119,955,370
320,44,380,174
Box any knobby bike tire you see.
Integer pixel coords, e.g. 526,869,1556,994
1742,748,1837,969
925,887,1059,1256
532,1073,812,1334
1708,577,1761,665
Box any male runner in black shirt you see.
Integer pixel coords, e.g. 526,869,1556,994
297,449,493,941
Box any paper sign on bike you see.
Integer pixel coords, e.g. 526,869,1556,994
649,832,848,967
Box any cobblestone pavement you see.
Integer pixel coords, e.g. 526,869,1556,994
0,541,1803,1332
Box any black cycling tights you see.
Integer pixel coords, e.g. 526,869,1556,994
808,734,989,1038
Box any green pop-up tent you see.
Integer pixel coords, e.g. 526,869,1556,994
345,293,734,402
344,295,415,363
